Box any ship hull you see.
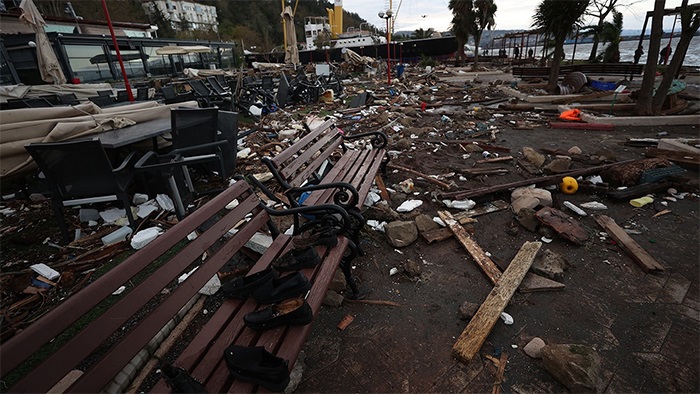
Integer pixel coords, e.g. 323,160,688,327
245,36,459,65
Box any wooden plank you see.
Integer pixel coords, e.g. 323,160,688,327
462,168,510,176
657,139,700,155
438,211,502,285
271,119,333,166
279,133,342,179
453,200,509,220
452,241,542,364
388,163,452,190
491,352,509,394
535,207,589,245
519,272,565,293
476,156,514,165
516,159,543,175
421,227,454,244
375,174,391,201
594,215,665,273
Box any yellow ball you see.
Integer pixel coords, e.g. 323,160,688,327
560,176,578,194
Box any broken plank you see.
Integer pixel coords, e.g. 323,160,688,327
441,160,636,200
474,142,511,153
535,207,589,245
462,168,510,176
491,352,509,394
421,227,454,244
453,241,542,364
549,122,615,131
438,211,502,284
519,272,565,293
594,215,665,273
657,139,700,155
476,156,514,164
374,174,391,201
387,163,452,190
517,159,543,175
453,200,510,220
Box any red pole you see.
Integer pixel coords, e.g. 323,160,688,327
386,19,391,85
101,0,133,101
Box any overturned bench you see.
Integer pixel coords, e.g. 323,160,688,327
257,118,389,246
0,181,358,393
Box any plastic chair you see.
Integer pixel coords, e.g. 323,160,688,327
207,76,230,96
137,87,149,101
217,110,239,175
134,151,193,218
25,139,137,243
116,90,130,102
170,108,228,180
58,93,80,105
88,95,114,107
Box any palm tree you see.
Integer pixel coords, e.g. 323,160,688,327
449,0,473,66
635,0,665,116
471,0,497,70
532,0,590,93
412,28,435,39
599,10,623,62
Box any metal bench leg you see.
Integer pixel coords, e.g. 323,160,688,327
380,153,391,177
341,239,365,300
348,209,366,256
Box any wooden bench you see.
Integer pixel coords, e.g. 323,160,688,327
257,118,389,248
513,63,644,80
0,181,357,393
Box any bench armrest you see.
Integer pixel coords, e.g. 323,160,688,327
260,202,352,236
342,130,388,149
286,182,359,210
170,140,229,156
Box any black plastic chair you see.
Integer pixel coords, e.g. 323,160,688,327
137,87,149,101
6,99,28,109
23,98,54,108
88,95,114,107
25,139,137,243
207,76,230,96
217,110,239,175
161,86,194,104
134,151,193,218
97,90,113,97
116,90,130,102
170,108,228,181
58,93,80,105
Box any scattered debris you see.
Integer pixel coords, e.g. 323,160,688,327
594,215,665,273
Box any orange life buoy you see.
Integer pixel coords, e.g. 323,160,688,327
559,109,582,121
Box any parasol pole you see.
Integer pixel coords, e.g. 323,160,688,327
101,0,133,101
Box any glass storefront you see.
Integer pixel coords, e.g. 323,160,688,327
64,44,112,83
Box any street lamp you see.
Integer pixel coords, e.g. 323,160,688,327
378,9,392,84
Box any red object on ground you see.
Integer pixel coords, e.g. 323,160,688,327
421,102,427,112
549,122,615,131
558,108,582,121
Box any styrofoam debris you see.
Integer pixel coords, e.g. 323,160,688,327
237,147,252,159
199,275,221,295
364,191,381,207
101,226,133,245
541,236,553,243
187,231,198,241
580,201,608,210
0,207,16,216
366,220,386,232
178,266,198,283
30,263,60,280
253,172,273,182
442,199,476,210
500,312,514,325
397,199,423,212
137,204,158,219
99,208,126,223
563,201,587,216
389,267,399,276
132,193,149,205
156,194,175,212
586,175,604,184
433,217,446,227
245,232,273,254
79,208,100,222
112,286,126,295
226,199,240,210
131,227,163,250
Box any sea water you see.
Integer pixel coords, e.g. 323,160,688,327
562,35,700,66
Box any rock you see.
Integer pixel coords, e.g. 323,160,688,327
459,301,480,320
462,144,483,153
328,269,347,292
79,208,100,223
532,250,568,280
376,112,390,124
396,138,412,150
385,220,419,248
568,146,582,155
132,193,149,205
322,290,344,307
541,344,601,392
544,158,572,174
403,259,422,277
593,148,617,162
29,193,47,202
522,147,546,167
538,226,556,238
516,208,539,232
511,187,552,207
415,214,439,233
511,196,539,214
391,192,408,204
286,351,305,394
524,337,546,358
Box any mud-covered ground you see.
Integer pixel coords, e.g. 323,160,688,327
1,66,698,392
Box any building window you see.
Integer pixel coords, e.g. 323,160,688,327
109,49,146,79
64,44,112,82
142,46,172,76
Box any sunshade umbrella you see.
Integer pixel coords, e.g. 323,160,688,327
19,0,67,84
181,45,212,53
155,45,188,55
281,6,299,65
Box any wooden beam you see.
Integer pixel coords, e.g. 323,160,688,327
420,227,454,244
452,241,542,364
438,211,502,285
374,174,391,201
387,163,452,190
476,156,514,165
594,215,665,273
441,160,635,200
491,352,509,394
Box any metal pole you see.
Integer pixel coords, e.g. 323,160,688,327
100,0,133,101
571,27,579,64
386,18,391,84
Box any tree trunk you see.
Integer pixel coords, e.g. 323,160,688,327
588,19,605,61
472,31,482,70
547,35,565,93
635,0,666,116
651,25,699,113
456,38,464,66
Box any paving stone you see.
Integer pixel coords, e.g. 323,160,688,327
657,272,691,304
624,273,667,303
633,352,698,393
524,337,546,358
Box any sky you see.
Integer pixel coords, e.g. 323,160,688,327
341,0,690,33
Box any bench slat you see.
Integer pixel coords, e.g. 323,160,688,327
355,149,387,208
271,119,334,166
289,139,345,188
62,195,268,393
280,132,343,180
0,181,252,380
302,149,369,207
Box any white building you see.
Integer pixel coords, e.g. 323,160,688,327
144,0,218,32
